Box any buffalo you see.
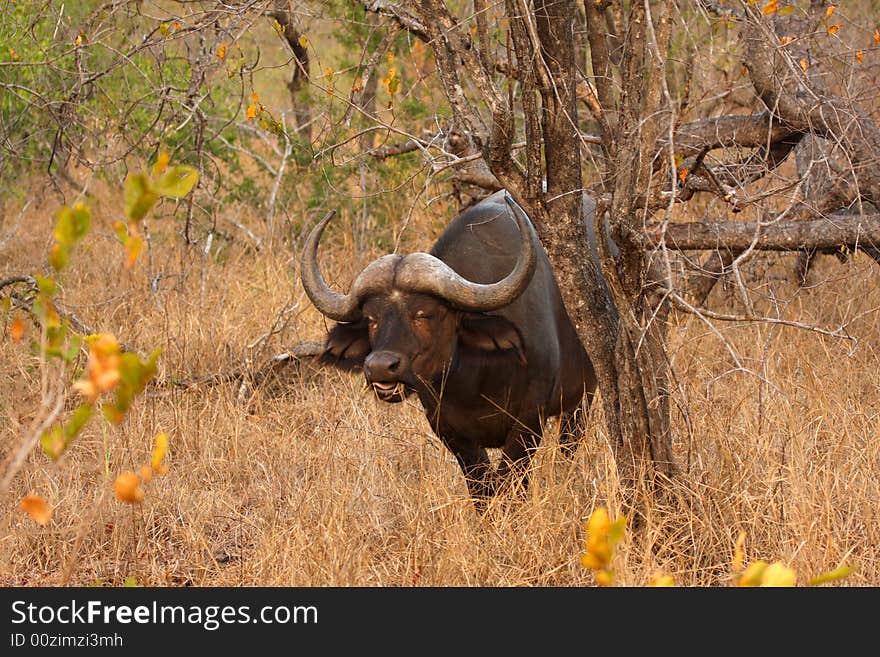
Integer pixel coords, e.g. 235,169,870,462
301,190,597,503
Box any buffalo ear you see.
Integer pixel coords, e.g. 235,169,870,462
318,321,371,371
458,314,526,364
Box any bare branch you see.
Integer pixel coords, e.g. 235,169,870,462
646,213,880,251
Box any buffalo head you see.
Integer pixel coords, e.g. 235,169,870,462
301,195,537,402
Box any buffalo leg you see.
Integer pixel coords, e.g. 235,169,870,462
443,439,493,504
557,409,584,458
495,424,542,494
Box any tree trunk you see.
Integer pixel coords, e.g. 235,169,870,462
530,0,674,485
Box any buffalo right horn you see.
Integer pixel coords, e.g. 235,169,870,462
300,210,399,322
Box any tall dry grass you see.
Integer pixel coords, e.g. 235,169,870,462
1,179,878,587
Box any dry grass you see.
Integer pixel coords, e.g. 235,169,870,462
1,179,879,587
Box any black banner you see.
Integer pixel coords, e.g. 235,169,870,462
0,585,860,651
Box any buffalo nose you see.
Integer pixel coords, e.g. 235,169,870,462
364,351,401,381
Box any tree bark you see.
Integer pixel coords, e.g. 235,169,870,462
270,4,311,140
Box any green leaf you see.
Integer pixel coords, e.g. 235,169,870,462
114,383,133,414
123,576,141,587
102,403,124,425
51,204,90,270
143,348,161,383
124,172,158,223
607,516,627,548
152,165,198,199
32,299,59,329
69,204,90,241
119,352,143,387
809,564,855,586
53,206,75,245
64,403,94,439
41,425,65,459
62,334,82,363
35,276,57,297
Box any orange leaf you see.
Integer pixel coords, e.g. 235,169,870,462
762,0,779,15
800,58,808,72
139,464,153,483
74,334,121,402
153,150,170,176
825,5,835,18
10,316,24,342
21,495,52,525
113,471,144,504
251,92,259,104
856,50,864,64
827,24,841,35
217,43,227,60
246,103,258,120
875,29,880,45
780,36,795,46
679,167,689,183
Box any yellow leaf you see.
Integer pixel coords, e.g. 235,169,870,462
10,316,24,342
778,4,794,15
9,47,19,61
780,36,795,46
825,5,835,17
298,34,308,49
738,560,768,587
856,50,863,64
580,553,604,570
217,43,227,60
760,562,797,587
251,92,259,104
139,464,153,483
246,103,258,120
587,506,611,537
74,34,82,47
762,0,779,15
113,471,144,504
595,570,614,587
125,235,143,269
151,432,169,473
21,495,52,526
800,58,808,72
648,573,675,587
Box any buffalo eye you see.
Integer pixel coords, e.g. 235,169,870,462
365,315,378,329
414,310,434,321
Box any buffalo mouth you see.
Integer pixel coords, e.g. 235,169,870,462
368,380,409,403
